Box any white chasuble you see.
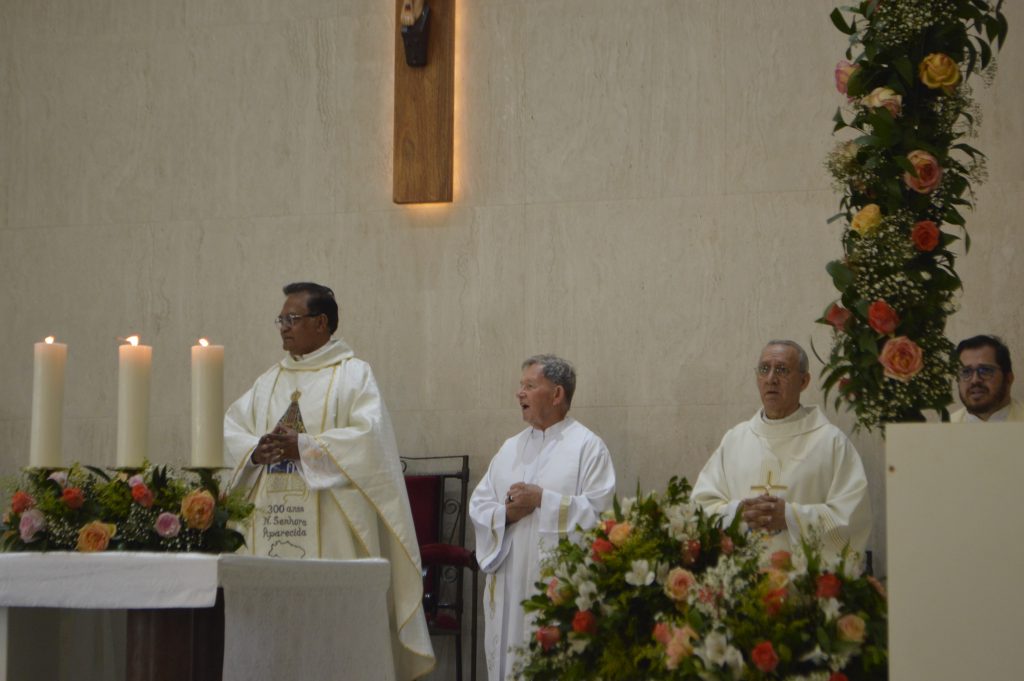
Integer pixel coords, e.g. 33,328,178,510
224,339,434,680
469,418,616,681
692,406,872,561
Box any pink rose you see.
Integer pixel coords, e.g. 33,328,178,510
181,489,216,530
608,521,632,547
825,303,852,332
817,573,842,599
879,336,924,382
155,512,182,538
751,641,780,672
652,622,671,645
867,299,899,335
664,567,696,601
834,60,857,95
664,625,697,670
546,578,569,605
61,487,85,510
131,483,154,509
903,150,942,194
867,575,888,599
19,508,46,542
11,491,34,514
535,625,561,652
837,613,867,642
571,610,597,635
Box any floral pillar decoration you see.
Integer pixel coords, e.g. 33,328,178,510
819,0,1007,430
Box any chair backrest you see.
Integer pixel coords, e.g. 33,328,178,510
401,455,470,550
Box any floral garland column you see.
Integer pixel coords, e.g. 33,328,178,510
819,0,1007,431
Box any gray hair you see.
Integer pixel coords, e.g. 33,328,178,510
522,354,577,406
764,340,809,374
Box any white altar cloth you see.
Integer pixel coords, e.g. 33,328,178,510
0,553,396,681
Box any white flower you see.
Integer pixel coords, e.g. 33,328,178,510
820,597,842,622
696,630,730,667
799,645,829,665
567,632,590,654
655,561,670,585
789,550,809,577
47,470,68,487
624,559,655,587
574,580,597,611
723,645,745,679
619,497,636,518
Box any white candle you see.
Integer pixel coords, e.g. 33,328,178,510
191,338,224,468
116,335,152,468
29,337,68,468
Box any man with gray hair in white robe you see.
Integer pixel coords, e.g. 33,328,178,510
470,355,616,681
692,340,872,562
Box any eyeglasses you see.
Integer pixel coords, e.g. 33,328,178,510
756,364,798,378
274,313,320,329
958,364,1000,381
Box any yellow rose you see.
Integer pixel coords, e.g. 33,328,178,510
862,86,902,117
919,53,961,92
181,489,216,531
608,521,632,547
76,521,117,552
850,204,882,236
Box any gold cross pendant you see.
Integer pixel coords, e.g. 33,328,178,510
751,470,788,496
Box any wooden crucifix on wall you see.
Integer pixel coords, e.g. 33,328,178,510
393,0,455,204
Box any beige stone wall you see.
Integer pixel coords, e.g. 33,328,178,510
2,0,1022,596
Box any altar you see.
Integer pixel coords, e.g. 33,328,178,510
0,554,396,681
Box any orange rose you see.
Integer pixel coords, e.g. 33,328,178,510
911,220,940,252
608,521,632,547
76,521,116,552
837,613,867,642
903,150,942,194
652,622,671,645
61,487,85,510
817,573,842,599
751,641,779,672
825,303,852,332
535,625,561,652
11,491,34,514
879,336,924,382
181,489,216,531
919,53,961,92
591,537,614,562
770,550,792,570
867,300,899,335
851,204,882,236
571,610,597,635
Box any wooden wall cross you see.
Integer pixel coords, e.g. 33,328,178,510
393,0,455,204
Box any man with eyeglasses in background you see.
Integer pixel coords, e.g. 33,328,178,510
693,340,872,562
223,282,434,680
951,335,1023,422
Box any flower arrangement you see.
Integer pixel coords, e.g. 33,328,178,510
517,478,887,681
1,464,254,553
819,0,1007,430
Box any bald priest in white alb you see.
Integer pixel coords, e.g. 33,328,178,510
470,355,616,681
692,340,871,561
224,282,434,680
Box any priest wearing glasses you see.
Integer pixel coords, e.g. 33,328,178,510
224,282,434,680
692,340,872,562
951,334,1023,422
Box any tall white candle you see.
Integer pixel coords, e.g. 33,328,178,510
191,338,224,468
116,335,152,468
29,337,68,468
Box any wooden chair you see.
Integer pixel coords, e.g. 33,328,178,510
402,455,478,681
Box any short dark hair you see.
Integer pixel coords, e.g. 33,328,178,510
956,335,1013,374
283,282,338,333
522,355,577,407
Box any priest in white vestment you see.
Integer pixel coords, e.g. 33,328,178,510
224,282,434,680
950,335,1023,422
469,355,616,681
693,340,871,562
